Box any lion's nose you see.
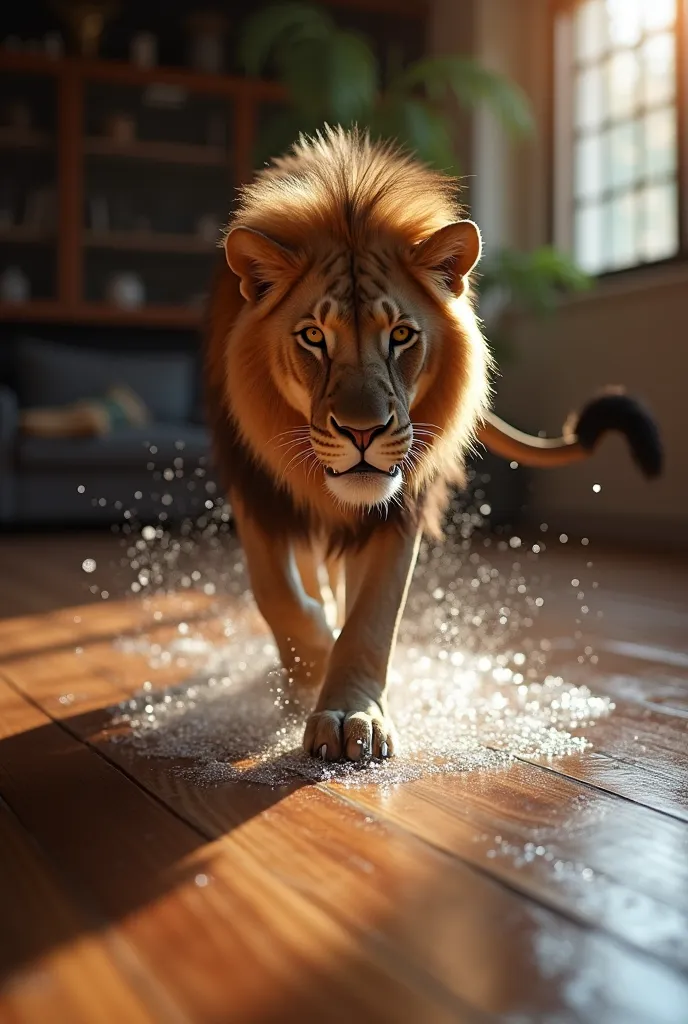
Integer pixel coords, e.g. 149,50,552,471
331,415,393,451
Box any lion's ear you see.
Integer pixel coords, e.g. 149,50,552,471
224,226,303,305
410,221,482,297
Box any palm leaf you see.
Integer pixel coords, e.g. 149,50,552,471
326,31,378,124
238,2,334,77
478,247,590,315
397,56,534,136
276,36,333,121
371,96,458,172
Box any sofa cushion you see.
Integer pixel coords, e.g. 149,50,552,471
16,338,194,423
18,424,211,470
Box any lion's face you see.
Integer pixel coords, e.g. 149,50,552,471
225,221,483,511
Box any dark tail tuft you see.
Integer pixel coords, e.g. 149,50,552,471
573,390,663,478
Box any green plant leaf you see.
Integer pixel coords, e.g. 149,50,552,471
238,2,333,77
372,96,458,171
326,31,378,124
397,56,534,136
478,246,591,317
276,36,333,121
253,106,319,167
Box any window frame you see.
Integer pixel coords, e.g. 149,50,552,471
550,0,688,278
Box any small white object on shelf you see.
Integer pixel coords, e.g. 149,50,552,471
89,196,109,232
0,266,30,303
130,32,157,68
43,32,65,58
186,12,228,74
106,271,145,309
196,214,219,243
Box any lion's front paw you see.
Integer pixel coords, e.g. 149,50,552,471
303,703,396,762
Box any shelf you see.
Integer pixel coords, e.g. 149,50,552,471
0,300,203,327
0,50,300,332
0,300,64,321
0,225,55,244
84,137,230,167
82,303,204,326
0,51,287,101
85,230,219,254
0,127,52,150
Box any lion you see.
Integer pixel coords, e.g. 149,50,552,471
205,127,661,763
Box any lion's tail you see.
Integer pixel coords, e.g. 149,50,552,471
477,389,662,478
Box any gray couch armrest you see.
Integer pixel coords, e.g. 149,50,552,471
0,384,19,521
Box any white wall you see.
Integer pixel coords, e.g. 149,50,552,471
430,0,688,545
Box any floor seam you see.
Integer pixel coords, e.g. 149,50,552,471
320,782,688,978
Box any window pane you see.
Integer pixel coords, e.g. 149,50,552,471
575,134,604,200
643,107,677,180
564,0,679,274
575,204,604,273
607,0,643,48
643,0,676,32
640,182,679,261
606,49,639,120
608,191,639,269
642,33,676,108
576,0,607,63
609,121,638,190
576,65,604,131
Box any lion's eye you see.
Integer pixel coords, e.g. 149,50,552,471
298,325,325,347
390,324,417,346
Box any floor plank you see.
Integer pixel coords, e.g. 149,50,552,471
4,656,688,1022
0,591,214,663
0,799,162,1024
1,531,687,1022
0,677,469,1023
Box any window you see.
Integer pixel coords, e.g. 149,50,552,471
554,0,686,274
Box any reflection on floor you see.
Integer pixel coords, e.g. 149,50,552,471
0,529,687,1023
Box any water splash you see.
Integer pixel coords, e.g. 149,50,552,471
93,462,614,788
112,625,613,790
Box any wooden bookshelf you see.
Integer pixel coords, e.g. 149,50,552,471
0,127,51,149
0,226,55,245
0,300,65,322
84,137,229,167
85,229,218,254
0,50,284,327
0,300,203,327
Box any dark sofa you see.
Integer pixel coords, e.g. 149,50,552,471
0,335,214,526
0,334,526,530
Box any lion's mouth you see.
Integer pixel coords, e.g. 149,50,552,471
325,463,401,478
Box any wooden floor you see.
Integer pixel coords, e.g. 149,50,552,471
0,530,687,1023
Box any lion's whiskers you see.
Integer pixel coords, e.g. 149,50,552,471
268,426,311,446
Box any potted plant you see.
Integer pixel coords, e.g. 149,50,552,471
237,3,590,525
239,2,533,167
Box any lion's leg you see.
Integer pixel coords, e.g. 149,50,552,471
295,542,344,631
233,497,333,686
326,555,345,630
303,524,421,761
293,543,324,603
